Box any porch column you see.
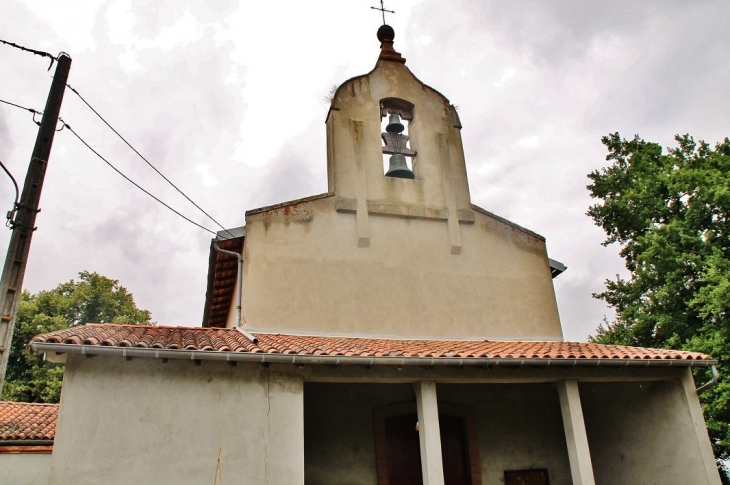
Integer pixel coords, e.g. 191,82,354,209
556,379,595,485
413,381,445,485
680,368,723,484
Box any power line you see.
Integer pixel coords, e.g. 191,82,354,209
0,98,43,126
0,98,42,114
66,84,235,240
0,159,19,228
58,118,218,236
0,38,56,70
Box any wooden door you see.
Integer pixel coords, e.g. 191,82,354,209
383,413,471,484
385,414,422,485
439,415,471,485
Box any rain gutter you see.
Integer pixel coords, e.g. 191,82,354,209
0,440,53,447
31,342,717,369
696,364,720,394
212,241,257,344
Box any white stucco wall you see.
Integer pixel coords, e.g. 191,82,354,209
0,452,52,485
580,379,721,485
241,197,562,341
438,383,573,485
49,355,304,485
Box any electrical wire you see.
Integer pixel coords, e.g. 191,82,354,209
0,38,56,70
66,84,235,240
0,161,19,206
58,118,217,236
0,98,42,115
0,159,20,228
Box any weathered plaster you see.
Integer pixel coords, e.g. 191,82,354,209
0,452,52,485
438,383,573,485
241,197,561,340
303,383,414,485
581,380,722,485
49,355,304,485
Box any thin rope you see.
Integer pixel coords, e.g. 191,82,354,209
66,84,235,240
59,118,217,236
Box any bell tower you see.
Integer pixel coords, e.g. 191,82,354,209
234,25,563,342
325,25,473,253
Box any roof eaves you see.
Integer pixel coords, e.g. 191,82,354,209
31,342,717,368
245,192,334,216
471,204,545,241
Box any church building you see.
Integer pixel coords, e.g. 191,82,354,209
29,25,721,485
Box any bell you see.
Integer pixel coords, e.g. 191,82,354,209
386,113,404,134
385,154,415,179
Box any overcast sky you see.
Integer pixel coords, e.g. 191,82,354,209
1,1,729,340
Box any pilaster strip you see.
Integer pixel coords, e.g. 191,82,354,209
351,118,370,247
437,132,462,254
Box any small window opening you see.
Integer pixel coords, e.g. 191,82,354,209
380,98,416,179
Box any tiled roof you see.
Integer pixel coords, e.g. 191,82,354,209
0,401,58,441
31,324,713,364
202,236,243,328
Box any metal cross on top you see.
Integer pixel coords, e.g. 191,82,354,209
371,0,394,25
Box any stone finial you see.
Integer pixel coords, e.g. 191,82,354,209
377,24,406,64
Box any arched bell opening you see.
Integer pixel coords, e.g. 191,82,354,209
380,98,416,179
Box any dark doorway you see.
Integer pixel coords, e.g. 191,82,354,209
385,414,422,485
383,413,471,484
439,415,471,485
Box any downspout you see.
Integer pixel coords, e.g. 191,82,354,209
696,364,719,395
212,241,258,344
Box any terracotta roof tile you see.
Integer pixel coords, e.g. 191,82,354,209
0,401,58,441
202,236,244,328
30,324,713,365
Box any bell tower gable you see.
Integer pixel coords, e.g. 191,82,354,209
325,27,473,244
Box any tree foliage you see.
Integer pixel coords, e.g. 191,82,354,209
588,133,730,471
1,271,151,403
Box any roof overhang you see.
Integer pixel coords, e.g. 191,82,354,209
32,342,717,368
549,258,567,278
201,229,245,328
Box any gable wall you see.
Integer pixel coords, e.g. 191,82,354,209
241,197,562,340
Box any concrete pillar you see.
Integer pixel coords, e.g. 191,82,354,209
413,381,445,485
680,368,722,484
556,379,595,485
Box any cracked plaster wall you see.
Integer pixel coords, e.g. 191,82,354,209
48,355,304,485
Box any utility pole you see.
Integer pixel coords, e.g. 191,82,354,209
0,52,71,396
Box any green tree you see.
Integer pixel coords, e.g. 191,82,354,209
588,133,730,475
1,271,151,403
